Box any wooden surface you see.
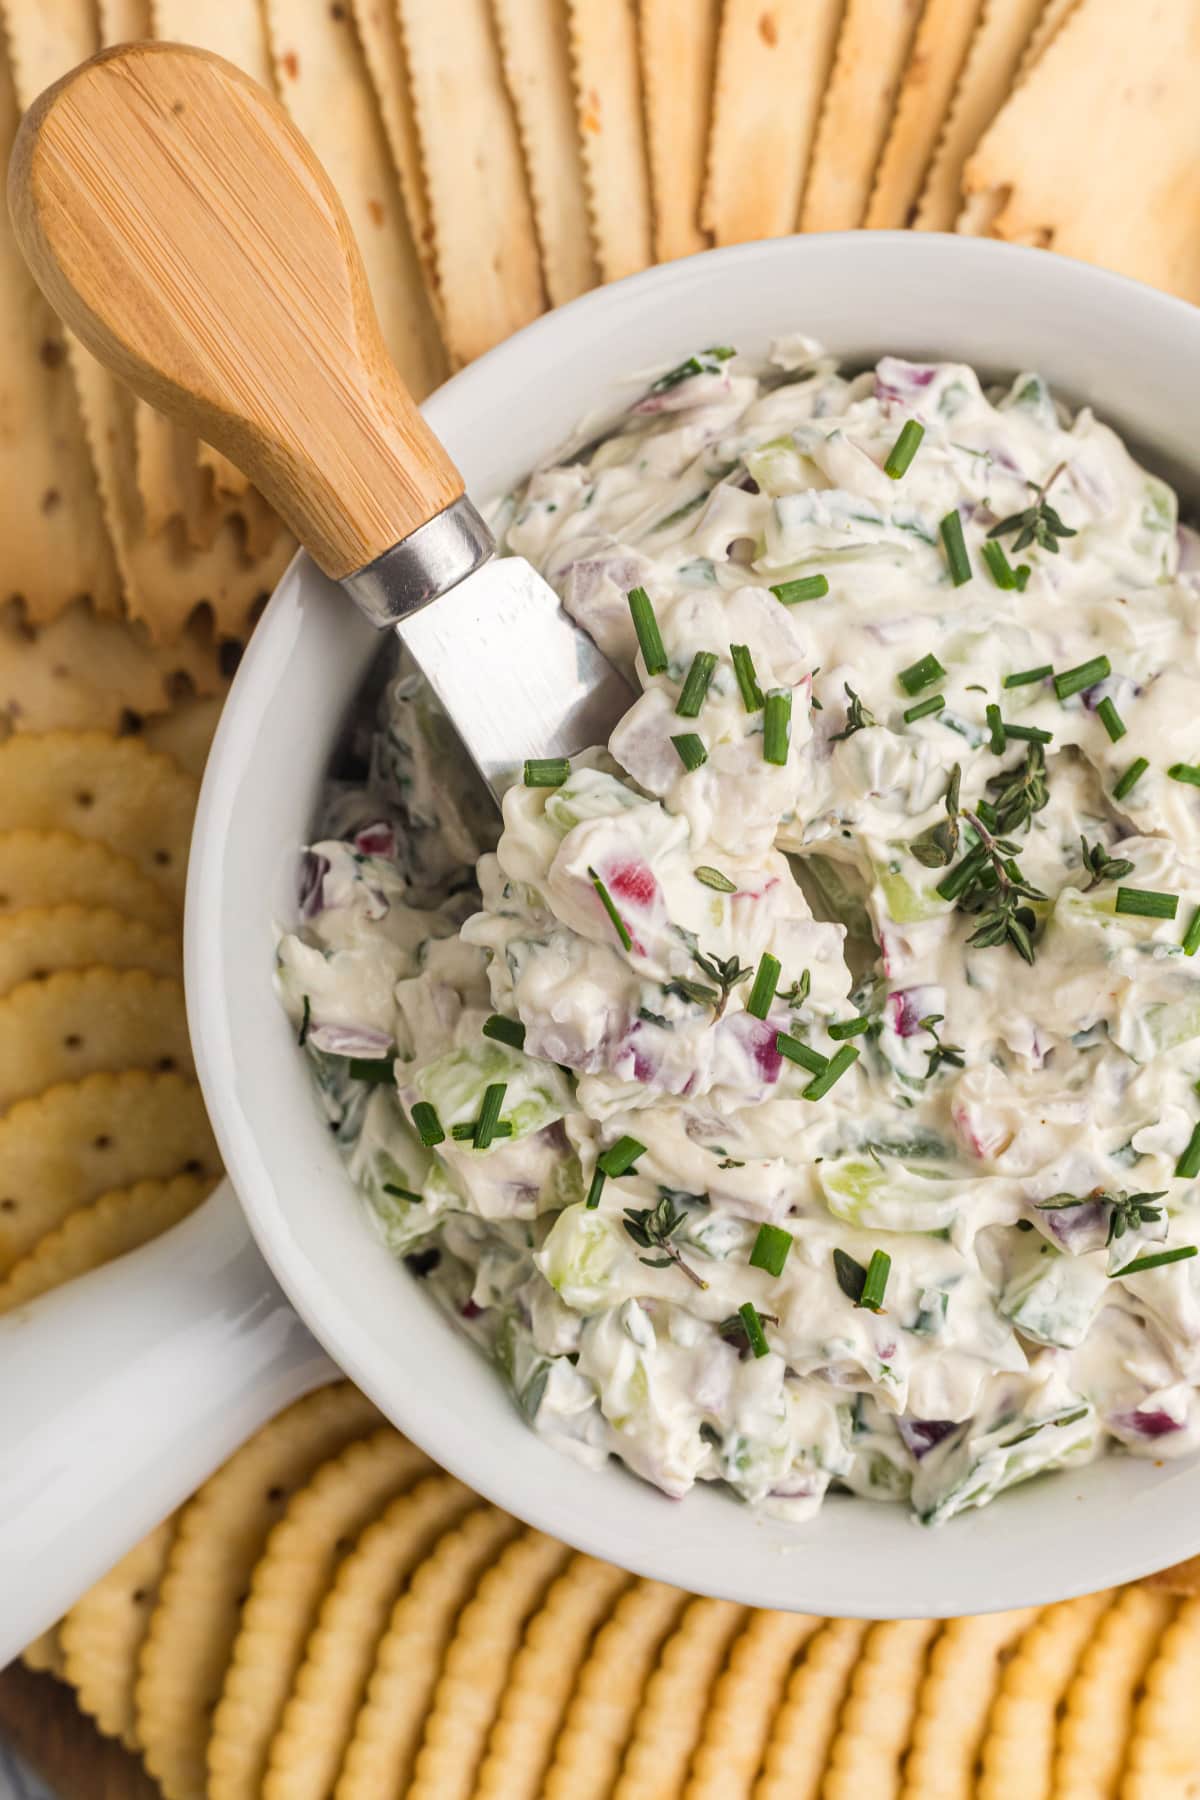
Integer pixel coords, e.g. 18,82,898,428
0,1666,157,1797
10,41,463,578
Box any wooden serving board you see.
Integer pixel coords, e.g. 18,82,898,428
0,1667,157,1799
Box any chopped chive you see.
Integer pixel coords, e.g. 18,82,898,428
771,574,829,605
986,704,1006,754
1014,565,1032,591
627,586,667,675
828,1015,870,1040
474,1082,506,1150
898,653,946,696
1183,907,1200,957
859,1249,891,1313
450,1119,515,1142
1004,664,1053,689
1001,720,1053,744
802,1043,859,1100
776,1032,828,1076
1053,655,1111,701
598,1135,646,1177
382,1182,422,1204
524,757,570,787
746,952,781,1019
298,995,311,1047
1115,887,1178,920
411,1101,444,1147
936,843,990,902
1096,697,1126,742
588,866,633,952
1168,763,1200,787
981,539,1018,589
1176,1122,1200,1178
883,419,924,480
939,510,972,586
750,1223,793,1277
904,695,945,724
675,650,718,717
694,865,737,893
763,689,792,765
671,732,708,772
585,1167,605,1209
348,1057,396,1083
483,1014,525,1050
738,1300,770,1358
1111,1245,1198,1277
1113,757,1149,802
730,643,764,712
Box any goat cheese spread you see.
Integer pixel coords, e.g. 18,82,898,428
277,341,1200,1525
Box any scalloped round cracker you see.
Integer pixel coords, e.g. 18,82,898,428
0,1070,219,1276
615,1595,750,1800
977,1591,1116,1799
823,1617,942,1799
141,696,224,781
543,1578,690,1800
1123,1594,1200,1799
21,1624,66,1677
0,1173,214,1316
0,968,192,1108
62,1516,178,1751
207,1428,434,1800
0,733,197,903
262,1475,479,1800
685,1608,821,1798
474,1553,632,1800
0,830,176,933
1055,1585,1177,1800
757,1616,871,1800
900,1605,1039,1800
408,1530,573,1800
0,904,179,995
337,1507,521,1800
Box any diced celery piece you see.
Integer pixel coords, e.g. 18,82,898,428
416,1040,572,1138
999,1242,1108,1349
874,863,946,925
818,1157,960,1231
538,1205,628,1311
544,768,650,836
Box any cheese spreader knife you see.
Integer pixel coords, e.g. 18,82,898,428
8,43,634,798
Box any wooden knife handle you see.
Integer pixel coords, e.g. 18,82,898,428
8,42,463,578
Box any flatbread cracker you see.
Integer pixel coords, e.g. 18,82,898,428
638,0,719,261
565,0,653,282
614,1597,750,1800
262,1476,479,1800
1123,1595,1200,1800
21,1625,65,1677
1055,1586,1177,1800
474,1554,631,1800
703,0,843,243
977,1590,1115,1800
823,1617,941,1798
864,0,984,227
1015,0,1078,79
349,0,438,306
0,967,191,1108
98,0,151,37
493,0,599,304
135,1382,382,1800
396,0,542,364
801,0,923,231
141,695,224,779
0,1172,212,1316
408,1530,573,1800
0,830,177,934
913,0,1047,231
900,1606,1039,1800
337,1508,520,1800
207,1430,435,1800
0,1069,219,1274
756,1617,870,1800
0,904,178,995
0,733,197,905
686,1609,821,1799
62,1517,178,1751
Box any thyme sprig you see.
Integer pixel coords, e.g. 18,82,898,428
622,1194,708,1288
987,741,1050,835
941,809,1047,964
910,764,962,869
664,946,753,1017
1035,1189,1167,1246
987,462,1077,556
830,683,877,742
920,1013,965,1079
1080,835,1135,891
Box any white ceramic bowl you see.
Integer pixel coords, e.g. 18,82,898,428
7,233,1200,1651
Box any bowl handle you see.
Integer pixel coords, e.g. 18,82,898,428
0,1179,336,1666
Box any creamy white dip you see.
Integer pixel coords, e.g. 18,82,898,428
278,341,1200,1525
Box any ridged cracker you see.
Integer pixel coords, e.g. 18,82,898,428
1015,0,1079,80
565,0,653,282
824,1616,942,1798
0,830,177,934
62,1517,178,1751
21,1625,66,1677
685,1607,821,1798
756,1616,870,1800
141,696,223,780
614,1595,750,1799
976,1590,1116,1799
900,1605,1039,1800
1054,1585,1178,1799
0,967,191,1109
864,0,984,227
134,1383,382,1800
801,0,923,231
348,0,439,305
1123,1594,1200,1799
1144,1552,1200,1596
207,1429,434,1800
0,904,179,996
638,0,719,261
0,1069,219,1275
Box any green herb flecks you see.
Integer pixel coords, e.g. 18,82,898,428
622,1193,708,1289
1183,907,1200,957
588,866,634,952
676,651,718,717
920,1013,965,1079
746,952,781,1020
898,653,946,696
599,1135,647,1177
910,764,962,870
348,1057,397,1084
771,574,829,604
940,509,972,586
1035,1189,1166,1245
1115,887,1178,920
524,757,570,787
671,732,708,772
831,683,877,742
1175,1123,1200,1179
1113,757,1149,803
298,995,311,1047
1080,836,1134,891
626,587,668,675
1004,664,1053,690
832,1246,889,1311
937,807,1046,965
987,462,1077,556
694,864,737,893
776,1032,829,1076
904,695,945,724
1111,1245,1198,1277
987,741,1050,834
802,1044,859,1100
749,1223,793,1277
730,643,764,713
1096,698,1126,742
883,419,924,480
647,346,735,395
664,946,753,1018
411,1102,445,1148
1054,655,1111,702
1168,762,1200,787
763,689,792,765
483,1014,526,1050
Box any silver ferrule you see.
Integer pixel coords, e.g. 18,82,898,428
341,495,495,629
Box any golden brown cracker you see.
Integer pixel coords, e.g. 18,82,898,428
0,1069,218,1275
0,1173,213,1316
638,0,719,262
0,733,197,904
614,1597,751,1800
703,0,843,244
207,1429,435,1800
141,695,224,780
0,904,179,996
823,1617,942,1799
336,1507,521,1800
565,0,653,282
408,1530,573,1800
262,1476,480,1800
1055,1585,1178,1800
135,1383,383,1800
801,0,923,231
1123,1594,1200,1800
0,830,177,934
474,1554,632,1800
1144,1553,1200,1596
492,0,600,303
977,1591,1116,1800
21,1625,66,1677
865,0,984,227
756,1616,870,1800
62,1517,178,1751
685,1608,821,1799
0,967,191,1108
900,1606,1039,1800
349,0,439,305
1016,0,1078,79
98,0,152,37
